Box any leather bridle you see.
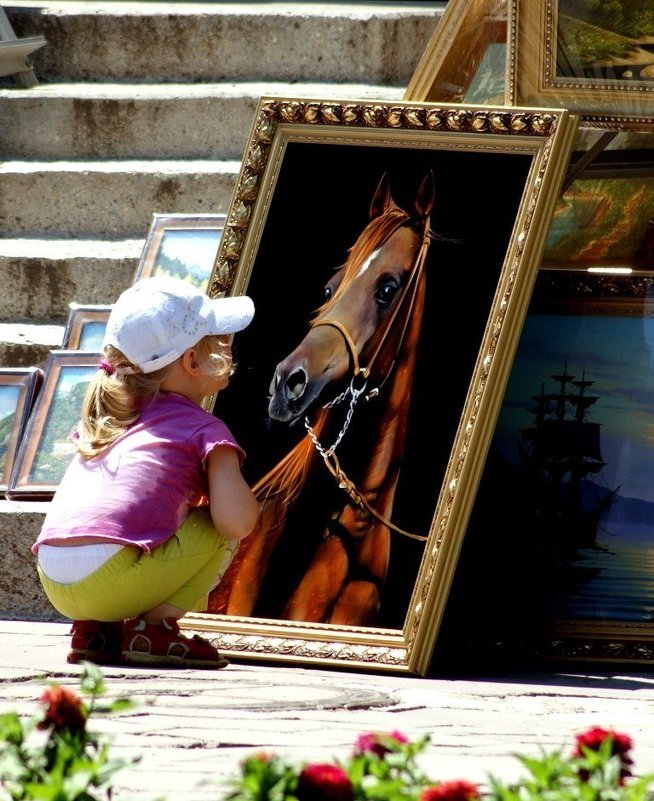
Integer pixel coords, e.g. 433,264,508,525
303,212,432,542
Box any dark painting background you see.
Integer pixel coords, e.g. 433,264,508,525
213,139,533,630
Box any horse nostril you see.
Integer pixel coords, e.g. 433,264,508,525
268,370,280,396
285,368,307,402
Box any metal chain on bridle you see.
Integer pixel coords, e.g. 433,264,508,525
303,214,432,543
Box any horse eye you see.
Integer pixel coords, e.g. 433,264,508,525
324,284,333,301
375,277,399,308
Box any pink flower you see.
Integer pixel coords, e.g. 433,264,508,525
37,685,86,734
420,781,480,801
296,763,354,801
574,726,634,783
353,730,409,757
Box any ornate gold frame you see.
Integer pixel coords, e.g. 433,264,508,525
432,126,654,669
507,0,654,128
184,96,578,675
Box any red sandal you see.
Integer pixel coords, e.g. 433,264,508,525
121,617,229,669
67,620,124,666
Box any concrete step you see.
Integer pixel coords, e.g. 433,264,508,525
5,1,441,85
0,158,241,238
0,81,406,160
0,2,448,618
0,238,142,322
0,323,65,368
0,499,56,620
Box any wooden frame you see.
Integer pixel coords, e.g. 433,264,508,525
507,0,654,128
61,304,113,350
7,352,99,501
182,95,579,675
133,213,227,292
0,368,42,497
440,267,654,666
404,0,508,103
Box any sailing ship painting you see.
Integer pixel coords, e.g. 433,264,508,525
455,284,654,631
515,363,618,549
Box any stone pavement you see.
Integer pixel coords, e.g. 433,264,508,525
2,619,654,800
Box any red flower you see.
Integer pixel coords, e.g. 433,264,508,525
420,780,480,801
574,726,634,783
37,685,87,734
353,730,409,757
296,763,354,801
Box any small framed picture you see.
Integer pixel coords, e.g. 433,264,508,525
0,368,43,497
404,0,507,104
8,352,99,500
133,213,227,292
61,304,113,350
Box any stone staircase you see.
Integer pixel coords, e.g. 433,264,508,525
0,0,444,619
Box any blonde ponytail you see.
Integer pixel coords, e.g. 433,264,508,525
76,345,170,459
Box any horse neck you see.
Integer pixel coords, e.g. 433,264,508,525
352,270,427,479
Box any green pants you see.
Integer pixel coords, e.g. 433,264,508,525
37,508,238,622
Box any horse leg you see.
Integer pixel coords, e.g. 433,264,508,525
207,496,286,616
282,495,390,626
282,519,386,627
328,581,381,627
327,507,390,626
281,528,350,622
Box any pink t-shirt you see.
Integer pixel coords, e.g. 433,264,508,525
32,392,245,554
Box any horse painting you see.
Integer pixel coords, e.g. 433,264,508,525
208,170,436,626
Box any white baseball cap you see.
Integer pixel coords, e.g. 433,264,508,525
103,276,255,374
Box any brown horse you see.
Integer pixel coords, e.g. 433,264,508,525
208,171,435,626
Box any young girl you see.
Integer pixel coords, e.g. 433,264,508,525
32,276,260,669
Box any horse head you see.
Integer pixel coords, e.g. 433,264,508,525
267,171,434,425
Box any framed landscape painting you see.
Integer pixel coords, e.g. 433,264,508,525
0,368,42,497
8,352,98,500
507,0,654,126
182,95,579,674
133,213,226,292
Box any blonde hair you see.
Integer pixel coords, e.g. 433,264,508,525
77,334,233,459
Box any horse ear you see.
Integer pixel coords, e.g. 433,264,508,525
369,172,395,219
415,170,435,219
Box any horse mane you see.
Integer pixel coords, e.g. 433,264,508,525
252,407,328,503
252,205,412,508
